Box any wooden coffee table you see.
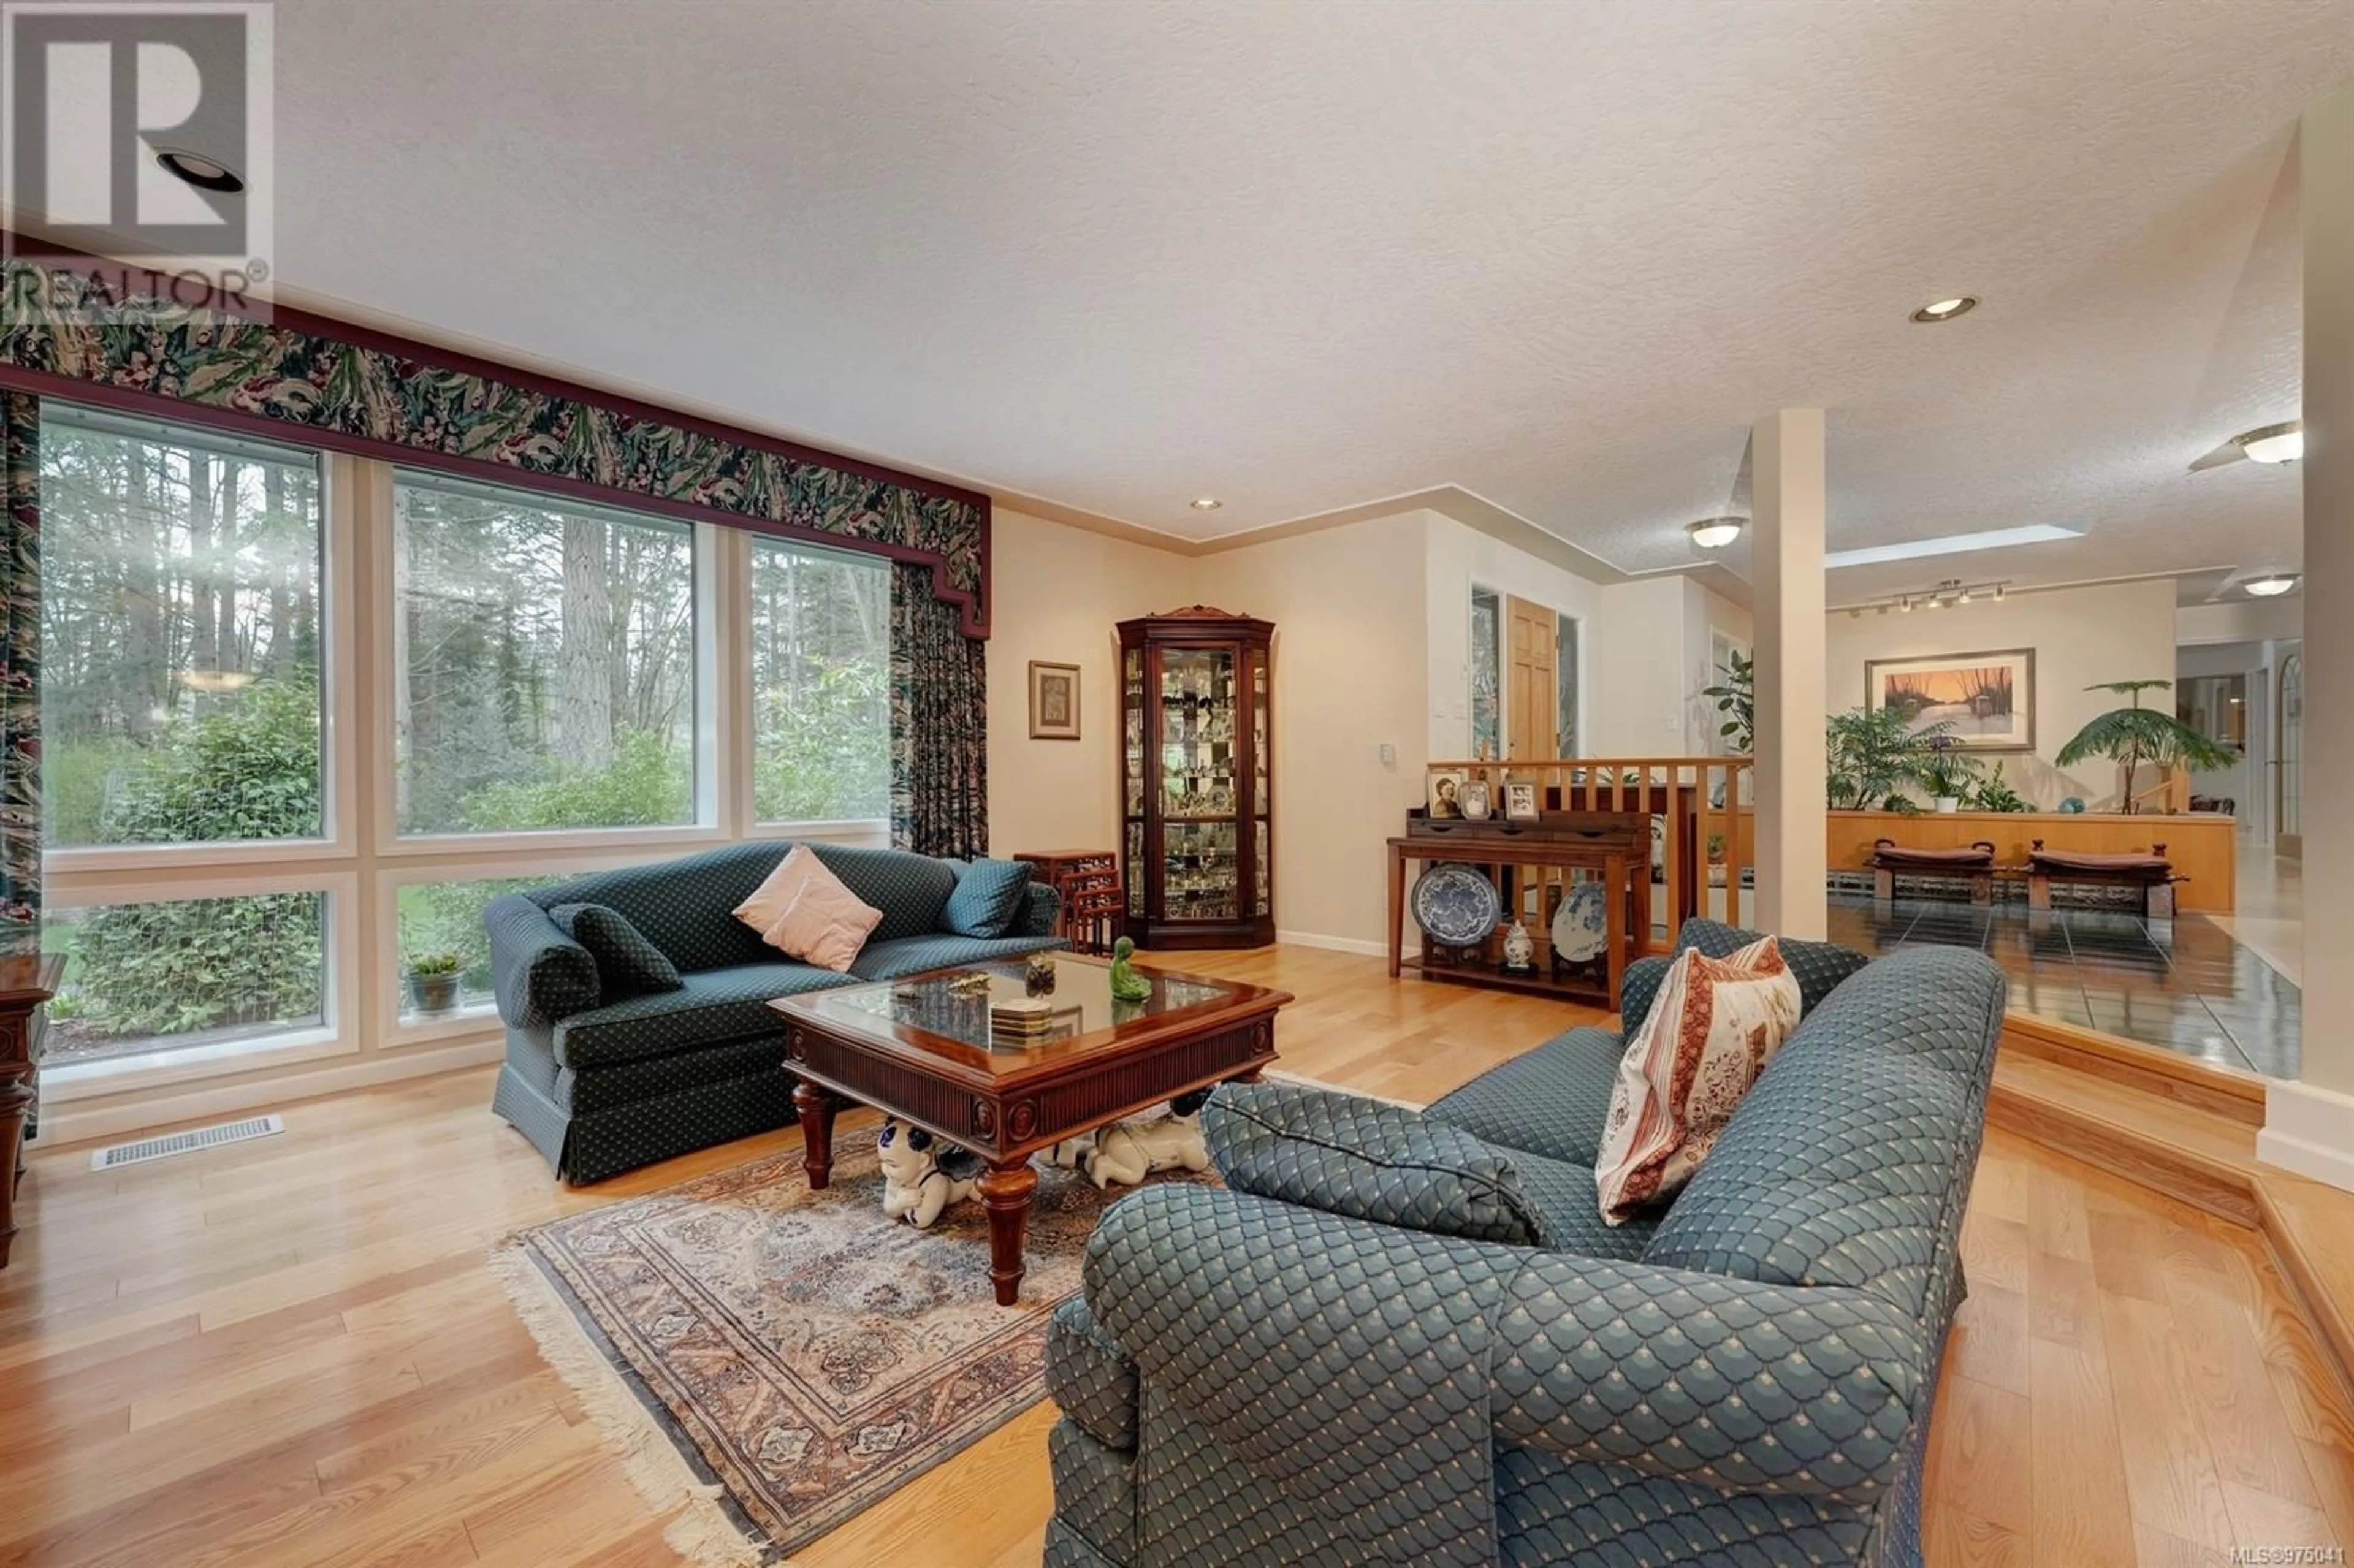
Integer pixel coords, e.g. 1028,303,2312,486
769,954,1289,1305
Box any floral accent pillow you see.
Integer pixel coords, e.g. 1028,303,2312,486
1594,935,1801,1225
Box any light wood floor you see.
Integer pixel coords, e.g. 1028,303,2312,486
4,946,2349,1567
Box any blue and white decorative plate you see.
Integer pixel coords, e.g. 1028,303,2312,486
1551,880,1607,964
1411,864,1501,946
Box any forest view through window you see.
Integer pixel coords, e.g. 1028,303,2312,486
394,474,698,835
750,535,889,823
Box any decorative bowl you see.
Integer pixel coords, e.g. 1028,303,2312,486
1410,864,1501,947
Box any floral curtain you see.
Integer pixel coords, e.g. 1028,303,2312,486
0,394,36,935
889,563,987,858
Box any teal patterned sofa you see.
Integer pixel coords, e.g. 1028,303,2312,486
487,842,1059,1183
1042,921,2003,1567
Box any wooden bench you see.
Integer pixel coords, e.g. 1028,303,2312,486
1871,839,1999,905
2026,840,2185,919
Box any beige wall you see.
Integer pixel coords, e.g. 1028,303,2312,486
1195,514,1431,950
984,508,1194,859
1422,511,1602,760
1824,577,2179,809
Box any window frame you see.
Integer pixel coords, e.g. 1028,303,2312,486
370,462,725,858
37,401,356,875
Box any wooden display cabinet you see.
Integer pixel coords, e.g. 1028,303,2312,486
1118,607,1276,950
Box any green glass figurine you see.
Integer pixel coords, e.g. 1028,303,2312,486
1107,937,1152,1003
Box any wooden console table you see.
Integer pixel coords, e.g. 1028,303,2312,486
0,951,63,1269
1386,815,1647,1010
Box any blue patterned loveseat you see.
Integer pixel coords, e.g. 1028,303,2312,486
1042,922,2005,1567
487,842,1059,1183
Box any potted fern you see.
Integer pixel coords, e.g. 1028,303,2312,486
2055,680,2237,813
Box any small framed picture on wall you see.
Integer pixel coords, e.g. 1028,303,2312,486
1029,661,1082,740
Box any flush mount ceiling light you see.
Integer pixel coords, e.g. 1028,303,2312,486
2234,422,2304,465
2243,573,2299,597
1686,516,1746,550
1910,295,1978,323
1188,496,1223,511
1824,523,2080,569
154,148,245,194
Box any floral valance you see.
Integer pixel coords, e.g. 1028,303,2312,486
0,251,991,636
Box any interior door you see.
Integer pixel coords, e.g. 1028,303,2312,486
2277,652,2303,860
1506,596,1557,761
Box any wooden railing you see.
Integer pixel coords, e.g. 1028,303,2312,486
1429,756,1754,952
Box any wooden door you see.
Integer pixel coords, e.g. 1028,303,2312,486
1507,596,1557,760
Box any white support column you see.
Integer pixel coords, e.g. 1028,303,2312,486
2261,82,2354,1191
1750,409,1829,940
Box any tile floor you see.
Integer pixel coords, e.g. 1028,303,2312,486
1825,893,2300,1078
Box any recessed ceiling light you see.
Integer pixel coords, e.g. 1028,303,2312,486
1824,523,2081,569
2234,422,2303,465
1686,516,1746,550
2243,573,2299,597
1910,295,1978,323
154,148,244,194
1188,496,1223,511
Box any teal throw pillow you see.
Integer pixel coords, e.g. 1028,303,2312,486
549,902,684,999
944,858,1034,939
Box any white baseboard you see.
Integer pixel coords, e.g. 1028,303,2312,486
38,1037,506,1149
2257,1078,2354,1194
1274,929,1388,957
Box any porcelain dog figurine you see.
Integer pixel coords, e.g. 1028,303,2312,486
1080,1089,1214,1189
877,1117,983,1228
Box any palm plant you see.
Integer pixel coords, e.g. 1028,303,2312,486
2055,680,2238,813
1826,706,1955,810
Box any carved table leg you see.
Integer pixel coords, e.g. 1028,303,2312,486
793,1081,837,1190
980,1160,1038,1306
0,1062,30,1270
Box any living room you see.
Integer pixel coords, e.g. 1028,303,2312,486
2,5,2352,1567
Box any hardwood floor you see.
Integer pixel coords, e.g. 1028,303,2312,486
3,945,2348,1567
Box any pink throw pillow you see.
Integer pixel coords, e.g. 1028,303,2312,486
734,844,824,935
764,869,883,973
1593,935,1801,1225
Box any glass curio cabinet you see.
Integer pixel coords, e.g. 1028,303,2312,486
1118,606,1276,950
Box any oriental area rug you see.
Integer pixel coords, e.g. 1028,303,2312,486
493,1137,1194,1566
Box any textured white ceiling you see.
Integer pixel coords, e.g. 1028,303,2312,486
253,0,2352,592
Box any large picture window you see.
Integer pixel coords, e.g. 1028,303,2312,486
40,408,327,848
750,535,890,824
392,474,699,835
43,892,329,1067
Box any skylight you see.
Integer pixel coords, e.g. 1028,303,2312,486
1824,524,2082,570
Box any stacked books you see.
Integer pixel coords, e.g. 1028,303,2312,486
989,996,1056,1043
989,996,1073,1045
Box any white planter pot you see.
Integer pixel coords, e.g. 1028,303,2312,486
1934,797,1961,814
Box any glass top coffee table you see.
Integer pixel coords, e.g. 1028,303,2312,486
770,954,1290,1305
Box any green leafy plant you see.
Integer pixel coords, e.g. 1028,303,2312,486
1826,706,1954,810
404,951,464,977
1700,649,1754,755
2055,680,2238,814
1971,762,2032,812
1915,734,1984,802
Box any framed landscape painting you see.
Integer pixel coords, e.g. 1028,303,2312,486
1865,648,2035,752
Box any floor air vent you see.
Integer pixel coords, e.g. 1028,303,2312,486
90,1114,284,1171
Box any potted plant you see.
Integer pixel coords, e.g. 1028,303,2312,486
405,951,466,1016
2055,680,2238,813
1826,706,1954,810
1970,762,2033,813
1700,649,1754,754
1916,734,1984,813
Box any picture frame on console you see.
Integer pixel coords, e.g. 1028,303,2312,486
1503,780,1540,821
1427,769,1467,820
1865,647,2035,752
1028,661,1082,740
